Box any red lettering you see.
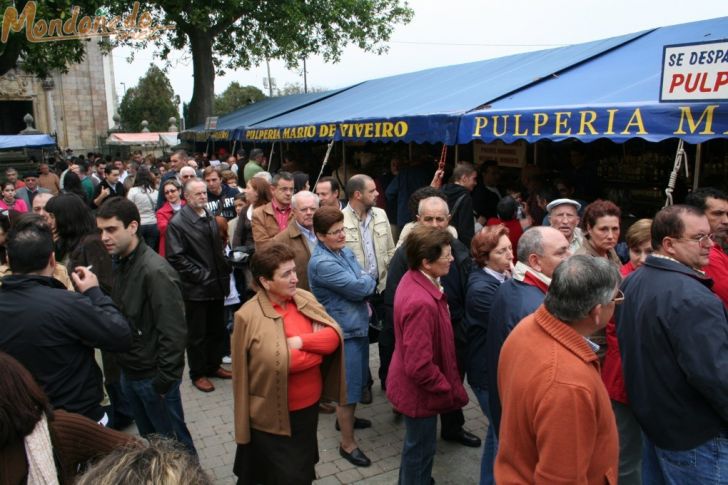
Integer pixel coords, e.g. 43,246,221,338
714,72,728,92
669,73,685,93
699,72,712,93
684,73,701,93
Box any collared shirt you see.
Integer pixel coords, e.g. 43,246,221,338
484,266,508,283
297,221,317,252
419,270,444,293
584,337,600,353
271,199,291,232
359,210,378,279
651,252,707,276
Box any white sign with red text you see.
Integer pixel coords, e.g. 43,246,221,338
661,40,728,102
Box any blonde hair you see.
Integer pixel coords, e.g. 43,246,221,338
76,438,211,485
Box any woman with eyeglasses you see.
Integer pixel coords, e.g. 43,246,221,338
602,218,652,485
387,224,468,485
308,206,377,468
464,224,513,485
156,179,185,257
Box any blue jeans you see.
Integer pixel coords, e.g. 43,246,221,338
399,415,437,485
472,386,497,485
120,372,197,456
643,434,728,485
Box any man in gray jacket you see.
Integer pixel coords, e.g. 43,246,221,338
96,197,196,454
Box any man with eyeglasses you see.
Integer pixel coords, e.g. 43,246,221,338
382,190,481,448
685,187,728,307
617,204,728,484
252,171,294,249
272,191,319,291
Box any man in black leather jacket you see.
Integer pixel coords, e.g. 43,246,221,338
165,178,231,393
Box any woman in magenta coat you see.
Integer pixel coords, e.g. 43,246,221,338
386,225,468,485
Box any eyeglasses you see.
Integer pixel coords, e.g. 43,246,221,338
181,174,195,179
164,188,178,194
678,233,715,246
326,228,345,236
612,289,625,305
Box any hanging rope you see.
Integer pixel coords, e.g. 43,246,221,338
314,139,336,188
268,141,276,170
664,139,690,208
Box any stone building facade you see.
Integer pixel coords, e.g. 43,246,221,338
0,39,117,153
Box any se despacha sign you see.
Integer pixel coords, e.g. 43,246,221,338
661,39,728,102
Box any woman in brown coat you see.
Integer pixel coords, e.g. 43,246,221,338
231,243,346,485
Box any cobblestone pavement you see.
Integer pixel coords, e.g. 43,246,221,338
174,344,487,484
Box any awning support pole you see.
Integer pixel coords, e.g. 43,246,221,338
664,139,689,208
314,140,336,187
693,143,703,192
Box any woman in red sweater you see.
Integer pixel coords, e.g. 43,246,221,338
232,243,346,485
156,179,185,257
601,218,652,485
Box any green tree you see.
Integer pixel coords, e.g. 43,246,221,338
0,0,107,77
112,0,414,126
278,82,328,96
119,65,179,132
214,82,265,116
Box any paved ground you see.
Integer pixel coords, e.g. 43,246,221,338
173,344,487,484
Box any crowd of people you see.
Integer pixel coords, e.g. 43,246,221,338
0,147,726,485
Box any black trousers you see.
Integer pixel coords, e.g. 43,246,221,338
184,299,225,379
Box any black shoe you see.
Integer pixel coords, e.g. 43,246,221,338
442,429,481,447
339,446,371,467
335,417,372,431
360,386,373,404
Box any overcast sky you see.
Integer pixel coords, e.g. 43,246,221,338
112,0,727,112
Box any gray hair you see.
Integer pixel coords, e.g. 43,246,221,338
253,171,272,183
291,190,320,209
183,178,204,196
516,226,544,263
249,148,264,161
544,255,621,323
418,196,449,216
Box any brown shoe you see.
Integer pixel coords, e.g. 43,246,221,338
212,367,233,379
319,401,336,414
193,377,215,392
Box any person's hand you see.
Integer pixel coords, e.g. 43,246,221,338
99,186,110,199
312,322,326,333
72,266,99,293
430,169,444,189
287,336,303,350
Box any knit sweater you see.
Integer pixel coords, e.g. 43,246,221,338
496,306,618,484
0,410,136,485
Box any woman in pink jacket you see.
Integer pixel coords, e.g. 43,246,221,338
386,225,468,485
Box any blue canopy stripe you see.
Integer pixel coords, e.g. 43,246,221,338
0,134,56,150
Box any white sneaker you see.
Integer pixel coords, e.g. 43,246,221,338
222,355,232,364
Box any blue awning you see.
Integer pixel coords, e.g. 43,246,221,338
243,30,647,144
458,16,728,144
0,134,56,150
181,88,352,141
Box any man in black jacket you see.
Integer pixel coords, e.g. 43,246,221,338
97,197,196,454
0,219,131,423
166,178,231,393
617,205,728,483
442,162,478,249
382,193,480,448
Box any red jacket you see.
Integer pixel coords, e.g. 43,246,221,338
601,261,635,403
704,244,728,309
386,270,468,417
156,200,185,257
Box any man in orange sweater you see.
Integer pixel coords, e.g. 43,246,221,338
496,255,620,484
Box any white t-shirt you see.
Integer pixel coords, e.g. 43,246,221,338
127,186,159,225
